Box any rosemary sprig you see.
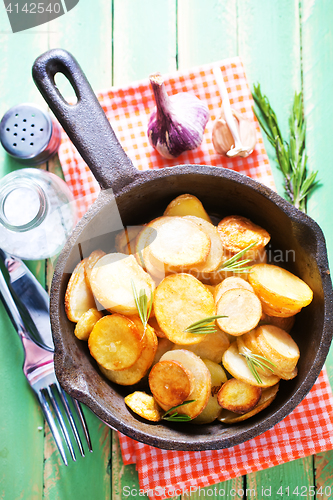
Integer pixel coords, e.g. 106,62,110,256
162,400,196,422
184,315,227,335
252,84,319,213
131,280,153,333
239,346,276,385
218,242,257,274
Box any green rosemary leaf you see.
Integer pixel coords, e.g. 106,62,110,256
131,280,152,332
162,400,196,422
240,347,276,385
252,86,319,213
184,315,226,335
217,242,257,274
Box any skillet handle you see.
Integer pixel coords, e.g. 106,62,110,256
32,49,139,193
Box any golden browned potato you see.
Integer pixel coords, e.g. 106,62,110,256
217,215,270,253
124,392,163,422
146,216,211,271
238,329,298,381
173,327,230,364
149,360,194,407
115,226,143,255
74,308,103,341
192,359,228,424
88,314,143,371
152,337,175,366
89,253,155,315
65,259,96,322
259,314,295,333
148,316,166,338
216,288,262,336
183,216,223,273
248,263,313,317
164,194,212,223
222,342,280,388
214,276,254,305
158,349,211,419
217,378,262,414
255,324,300,373
218,383,279,424
99,322,158,385
154,273,215,345
84,250,106,291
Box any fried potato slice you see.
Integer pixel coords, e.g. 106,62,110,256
152,337,175,366
222,342,280,387
65,259,96,322
217,378,262,414
115,226,143,255
238,330,298,380
124,391,163,422
173,327,230,364
88,314,143,371
158,350,211,419
249,263,313,317
259,313,295,333
149,360,194,407
84,250,106,291
89,253,155,315
164,194,212,223
74,308,103,341
183,216,223,273
218,383,279,423
99,322,158,385
216,288,262,336
214,277,254,305
154,273,215,345
146,216,211,270
217,215,270,253
148,316,166,338
255,324,300,372
192,359,228,424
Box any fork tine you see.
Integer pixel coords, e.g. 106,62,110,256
72,398,93,452
56,383,85,457
47,385,76,462
37,390,68,466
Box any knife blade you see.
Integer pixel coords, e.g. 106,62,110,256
0,249,54,352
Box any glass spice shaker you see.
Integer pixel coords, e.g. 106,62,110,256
0,168,77,260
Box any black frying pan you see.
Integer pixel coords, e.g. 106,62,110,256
32,49,333,450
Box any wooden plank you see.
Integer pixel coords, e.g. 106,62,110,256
302,0,333,495
0,12,48,500
238,0,302,198
43,410,111,500
246,456,315,498
113,0,177,86
177,4,244,497
182,477,244,499
178,0,237,70
41,2,113,499
48,0,112,93
237,0,317,496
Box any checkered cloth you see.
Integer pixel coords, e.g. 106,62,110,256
58,56,333,500
118,369,333,499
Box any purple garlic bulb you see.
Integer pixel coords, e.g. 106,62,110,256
147,73,209,159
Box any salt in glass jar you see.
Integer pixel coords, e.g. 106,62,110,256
0,168,77,260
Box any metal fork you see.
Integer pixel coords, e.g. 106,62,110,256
0,266,92,465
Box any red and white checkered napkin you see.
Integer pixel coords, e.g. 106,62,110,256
57,56,333,500
118,369,333,499
58,56,274,218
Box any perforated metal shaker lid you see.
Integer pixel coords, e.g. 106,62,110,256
0,103,61,165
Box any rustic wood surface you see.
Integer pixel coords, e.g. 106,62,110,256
0,1,332,499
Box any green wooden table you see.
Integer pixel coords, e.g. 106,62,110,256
1,1,333,499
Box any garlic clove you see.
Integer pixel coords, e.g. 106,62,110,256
148,73,209,159
212,107,257,158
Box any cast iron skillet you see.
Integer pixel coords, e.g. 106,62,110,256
32,49,333,450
